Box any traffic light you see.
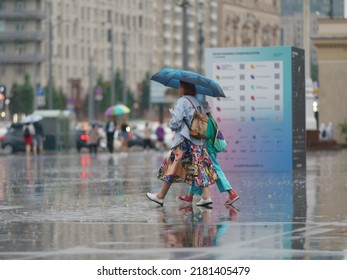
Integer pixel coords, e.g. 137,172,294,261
0,85,6,110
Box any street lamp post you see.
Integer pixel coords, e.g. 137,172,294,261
197,1,205,102
48,18,53,109
88,48,94,122
122,32,127,106
198,2,204,75
177,0,190,70
109,27,115,106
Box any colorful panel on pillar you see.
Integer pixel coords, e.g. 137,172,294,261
205,46,306,172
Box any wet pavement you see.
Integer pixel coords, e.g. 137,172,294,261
0,150,347,260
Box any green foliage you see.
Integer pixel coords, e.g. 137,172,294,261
115,70,123,104
140,72,151,111
43,79,66,110
9,74,34,114
311,64,318,82
338,119,347,142
84,70,133,120
97,75,109,114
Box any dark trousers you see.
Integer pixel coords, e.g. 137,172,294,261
89,144,98,154
106,133,114,153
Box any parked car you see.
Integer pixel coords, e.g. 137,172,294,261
75,129,89,152
127,131,155,150
0,123,25,154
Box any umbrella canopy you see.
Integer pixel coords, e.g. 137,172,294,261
104,104,131,116
150,68,226,98
21,114,43,123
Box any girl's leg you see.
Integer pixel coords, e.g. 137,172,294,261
146,181,172,206
201,186,211,200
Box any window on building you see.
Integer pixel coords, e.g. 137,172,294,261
66,45,69,58
16,64,25,75
72,2,77,15
0,65,5,75
15,0,25,11
16,42,25,54
0,42,5,52
0,0,6,10
73,45,77,58
73,23,77,37
57,44,61,57
108,10,112,23
0,20,5,31
66,24,70,38
139,16,142,28
16,21,25,31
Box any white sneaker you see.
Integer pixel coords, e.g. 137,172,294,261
146,193,164,206
196,197,213,206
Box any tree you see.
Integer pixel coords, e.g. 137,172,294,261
96,75,109,116
43,79,66,110
115,70,123,104
140,72,151,111
311,64,318,82
9,74,34,115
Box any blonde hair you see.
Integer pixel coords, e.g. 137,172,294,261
180,81,196,96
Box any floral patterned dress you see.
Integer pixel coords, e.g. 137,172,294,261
157,139,218,187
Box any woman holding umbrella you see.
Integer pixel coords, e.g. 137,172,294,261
22,122,35,157
146,81,218,207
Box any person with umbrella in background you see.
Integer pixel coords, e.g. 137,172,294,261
104,104,130,152
146,81,218,207
105,116,116,153
33,121,45,155
21,114,43,156
22,122,35,157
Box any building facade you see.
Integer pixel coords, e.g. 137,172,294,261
312,18,347,143
218,0,281,48
0,0,46,96
0,0,281,118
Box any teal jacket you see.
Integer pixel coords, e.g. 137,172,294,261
206,116,218,154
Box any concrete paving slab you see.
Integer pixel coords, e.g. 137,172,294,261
0,150,346,259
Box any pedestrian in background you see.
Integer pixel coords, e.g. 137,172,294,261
23,122,35,157
105,116,116,153
146,81,218,207
88,124,100,155
178,101,240,206
156,122,165,151
33,121,45,155
118,120,129,151
143,122,152,151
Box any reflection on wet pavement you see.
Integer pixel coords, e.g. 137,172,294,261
0,150,347,260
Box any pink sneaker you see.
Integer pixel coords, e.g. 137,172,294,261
178,194,193,203
224,191,240,205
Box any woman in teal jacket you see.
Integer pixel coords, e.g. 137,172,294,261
178,101,240,205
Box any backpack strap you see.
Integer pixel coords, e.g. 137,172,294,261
182,96,197,129
184,96,197,110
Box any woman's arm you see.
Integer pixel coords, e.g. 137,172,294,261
168,98,187,131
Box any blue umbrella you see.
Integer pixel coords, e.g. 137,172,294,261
150,68,226,98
